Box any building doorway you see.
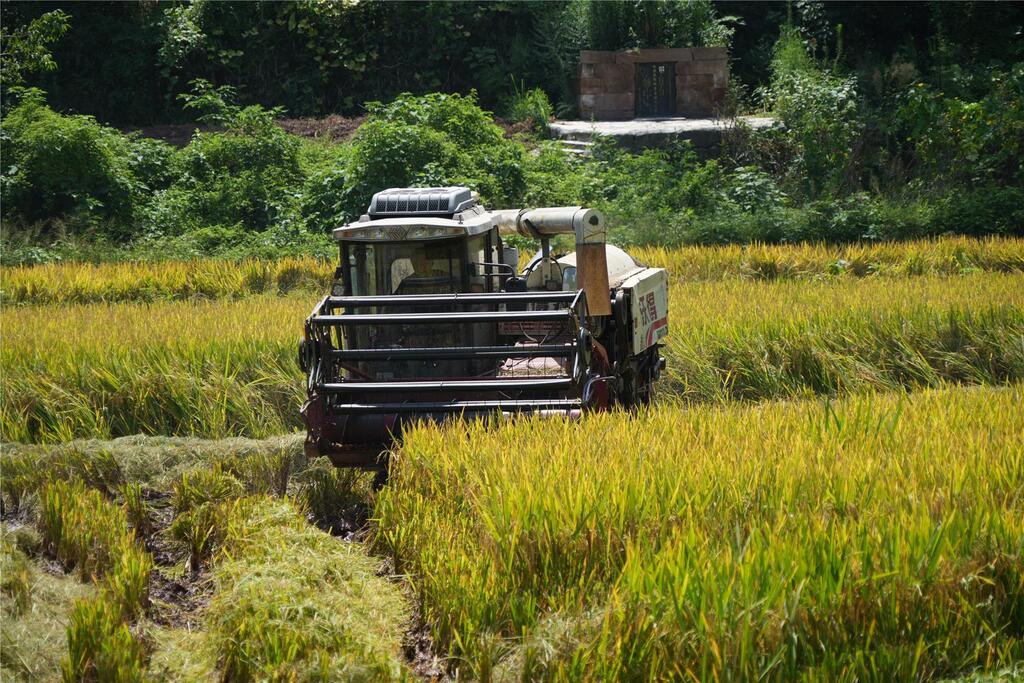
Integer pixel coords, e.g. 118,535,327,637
635,62,676,117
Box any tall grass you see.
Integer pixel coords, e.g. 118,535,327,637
1,295,306,442
2,270,1021,442
632,235,1024,282
375,385,1024,680
1,256,332,305
2,236,1021,306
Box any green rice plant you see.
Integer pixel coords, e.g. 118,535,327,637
661,303,1024,402
37,480,152,615
168,465,245,571
2,237,1020,307
100,540,152,620
220,447,296,497
1,451,46,513
1,242,1022,444
1,543,93,682
376,385,1024,680
1,538,34,615
3,447,124,513
1,294,307,443
119,482,150,537
171,464,244,516
66,449,124,497
4,433,306,493
62,597,146,683
297,458,371,533
632,235,1024,282
33,480,153,679
168,502,225,572
38,480,126,580
3,524,42,557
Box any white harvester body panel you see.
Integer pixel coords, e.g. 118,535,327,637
621,267,669,354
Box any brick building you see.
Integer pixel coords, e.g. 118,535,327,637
579,47,728,120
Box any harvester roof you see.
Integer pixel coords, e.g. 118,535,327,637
333,186,495,242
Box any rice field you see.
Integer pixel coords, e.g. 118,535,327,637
3,235,1022,305
1,236,1023,681
1,256,333,305
3,264,1022,442
377,385,1024,680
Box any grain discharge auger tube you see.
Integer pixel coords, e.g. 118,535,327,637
299,187,669,473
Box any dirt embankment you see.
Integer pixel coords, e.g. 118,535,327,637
125,114,527,147
125,114,368,147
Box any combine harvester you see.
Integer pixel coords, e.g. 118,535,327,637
298,186,669,472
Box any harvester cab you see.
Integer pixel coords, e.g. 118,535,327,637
299,186,669,469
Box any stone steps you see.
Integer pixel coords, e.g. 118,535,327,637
548,116,776,158
556,139,594,157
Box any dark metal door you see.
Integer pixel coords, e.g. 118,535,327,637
635,62,676,117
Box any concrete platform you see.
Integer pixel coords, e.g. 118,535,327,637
549,116,776,156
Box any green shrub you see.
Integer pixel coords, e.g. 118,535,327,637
125,136,176,193
505,80,553,133
298,143,352,234
318,92,527,223
589,140,727,244
931,185,1024,237
760,26,862,199
0,90,139,230
339,119,459,217
151,106,303,235
522,142,589,207
368,91,506,148
896,64,1024,188
723,165,787,214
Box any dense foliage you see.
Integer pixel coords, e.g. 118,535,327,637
2,1,736,124
1,1,1022,261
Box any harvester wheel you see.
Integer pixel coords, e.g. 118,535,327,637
619,348,658,408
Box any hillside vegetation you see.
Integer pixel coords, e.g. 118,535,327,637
3,3,1022,262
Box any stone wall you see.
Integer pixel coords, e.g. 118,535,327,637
579,47,728,120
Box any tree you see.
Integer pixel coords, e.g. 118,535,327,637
0,10,70,88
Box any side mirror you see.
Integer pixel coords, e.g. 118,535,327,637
502,246,520,274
